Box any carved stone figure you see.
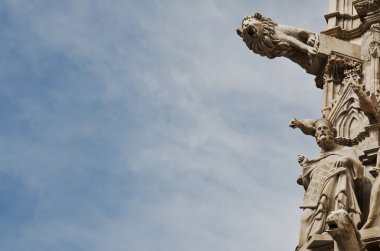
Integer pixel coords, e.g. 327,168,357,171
352,84,380,124
326,209,366,251
296,118,364,248
237,2,380,250
362,149,380,229
289,118,317,136
236,13,318,70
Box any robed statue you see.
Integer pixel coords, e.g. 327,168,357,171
295,119,364,249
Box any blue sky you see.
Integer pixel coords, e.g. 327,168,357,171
0,1,328,251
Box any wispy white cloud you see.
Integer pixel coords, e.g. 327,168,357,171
0,0,327,250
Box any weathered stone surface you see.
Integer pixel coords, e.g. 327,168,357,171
326,209,366,251
296,119,365,249
236,13,318,72
300,233,333,251
319,34,362,58
237,2,380,250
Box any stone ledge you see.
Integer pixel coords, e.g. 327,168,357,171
318,34,361,59
298,233,333,251
361,228,380,251
307,34,362,77
361,227,380,243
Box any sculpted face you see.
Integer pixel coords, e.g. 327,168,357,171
243,18,262,38
315,120,335,151
236,17,263,40
325,210,349,238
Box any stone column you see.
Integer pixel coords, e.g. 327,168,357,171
326,0,360,31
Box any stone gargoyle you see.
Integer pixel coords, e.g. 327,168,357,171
352,84,380,124
289,118,316,136
236,13,318,71
326,209,367,251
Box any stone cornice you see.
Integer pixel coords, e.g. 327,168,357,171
321,26,362,40
324,11,359,21
322,8,380,40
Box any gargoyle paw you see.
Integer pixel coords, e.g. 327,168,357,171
308,47,317,55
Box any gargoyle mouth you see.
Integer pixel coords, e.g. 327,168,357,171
326,220,339,232
289,122,297,129
247,26,257,37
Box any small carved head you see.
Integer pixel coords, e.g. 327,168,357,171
325,209,350,238
236,13,264,40
289,118,300,129
315,118,337,150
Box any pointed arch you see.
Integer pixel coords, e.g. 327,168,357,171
335,105,368,139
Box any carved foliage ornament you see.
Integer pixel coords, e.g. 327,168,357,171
362,24,380,61
324,53,363,85
354,0,380,17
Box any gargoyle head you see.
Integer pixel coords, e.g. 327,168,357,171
236,15,263,40
289,118,300,129
325,209,350,239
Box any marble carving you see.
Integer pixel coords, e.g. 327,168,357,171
326,209,366,251
296,119,364,249
237,2,380,250
236,13,318,71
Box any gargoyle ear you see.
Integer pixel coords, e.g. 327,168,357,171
236,28,243,37
254,12,262,20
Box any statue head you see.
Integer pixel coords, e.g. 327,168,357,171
326,209,365,250
236,13,286,59
315,118,337,151
236,13,265,40
326,209,350,238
